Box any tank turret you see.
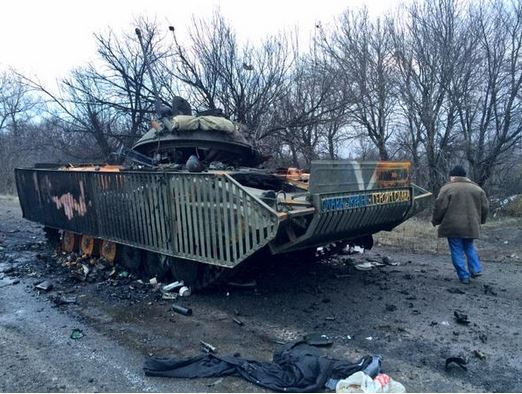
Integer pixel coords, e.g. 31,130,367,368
132,97,265,168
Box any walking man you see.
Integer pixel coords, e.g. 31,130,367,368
432,166,489,284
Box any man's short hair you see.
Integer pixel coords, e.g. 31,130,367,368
449,165,466,177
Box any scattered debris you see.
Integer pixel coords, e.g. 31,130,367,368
382,256,395,266
362,355,382,378
70,328,84,340
441,321,450,326
473,350,486,360
304,333,333,347
484,284,498,296
365,336,373,341
454,310,470,325
82,264,90,277
161,292,177,300
179,286,191,297
336,371,406,393
172,303,192,316
447,288,465,294
355,262,374,271
365,258,384,267
149,277,158,285
162,280,184,292
227,280,257,289
49,294,78,305
200,340,217,353
445,356,468,371
35,280,53,292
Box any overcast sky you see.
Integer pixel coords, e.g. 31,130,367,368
0,0,396,87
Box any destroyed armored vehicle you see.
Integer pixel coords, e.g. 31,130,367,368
15,101,431,289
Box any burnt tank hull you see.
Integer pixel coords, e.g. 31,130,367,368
15,161,431,271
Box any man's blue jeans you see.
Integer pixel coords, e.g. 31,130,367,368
447,238,482,280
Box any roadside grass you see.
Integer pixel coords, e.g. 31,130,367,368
482,215,522,228
375,215,522,255
501,195,522,217
375,217,445,254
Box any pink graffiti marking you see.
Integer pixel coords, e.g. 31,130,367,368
51,181,88,220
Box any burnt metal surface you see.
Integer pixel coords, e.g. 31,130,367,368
133,129,264,166
15,169,279,268
309,160,411,194
270,187,415,254
15,160,431,268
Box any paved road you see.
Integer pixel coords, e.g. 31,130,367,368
0,267,238,392
0,196,252,392
1,195,522,392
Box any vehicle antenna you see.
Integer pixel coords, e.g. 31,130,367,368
135,28,161,117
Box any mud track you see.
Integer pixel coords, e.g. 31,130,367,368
1,196,521,392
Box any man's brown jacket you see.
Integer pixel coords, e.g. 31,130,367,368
432,177,489,238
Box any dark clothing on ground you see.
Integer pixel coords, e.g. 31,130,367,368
432,177,489,239
143,342,372,392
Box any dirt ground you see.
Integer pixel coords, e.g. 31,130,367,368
1,195,521,393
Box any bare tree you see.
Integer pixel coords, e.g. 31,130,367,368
455,0,522,187
19,19,167,158
0,71,67,192
269,50,353,167
321,9,397,160
392,0,468,191
0,71,38,135
167,12,294,143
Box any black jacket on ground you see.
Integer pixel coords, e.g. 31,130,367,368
143,341,373,392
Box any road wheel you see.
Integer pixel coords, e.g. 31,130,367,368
80,235,96,257
61,231,78,253
116,245,143,272
171,259,231,291
142,252,171,281
100,240,117,264
43,227,60,249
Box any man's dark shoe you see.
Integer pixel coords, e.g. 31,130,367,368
460,277,470,284
471,272,482,278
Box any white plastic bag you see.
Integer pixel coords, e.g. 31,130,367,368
336,371,406,393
